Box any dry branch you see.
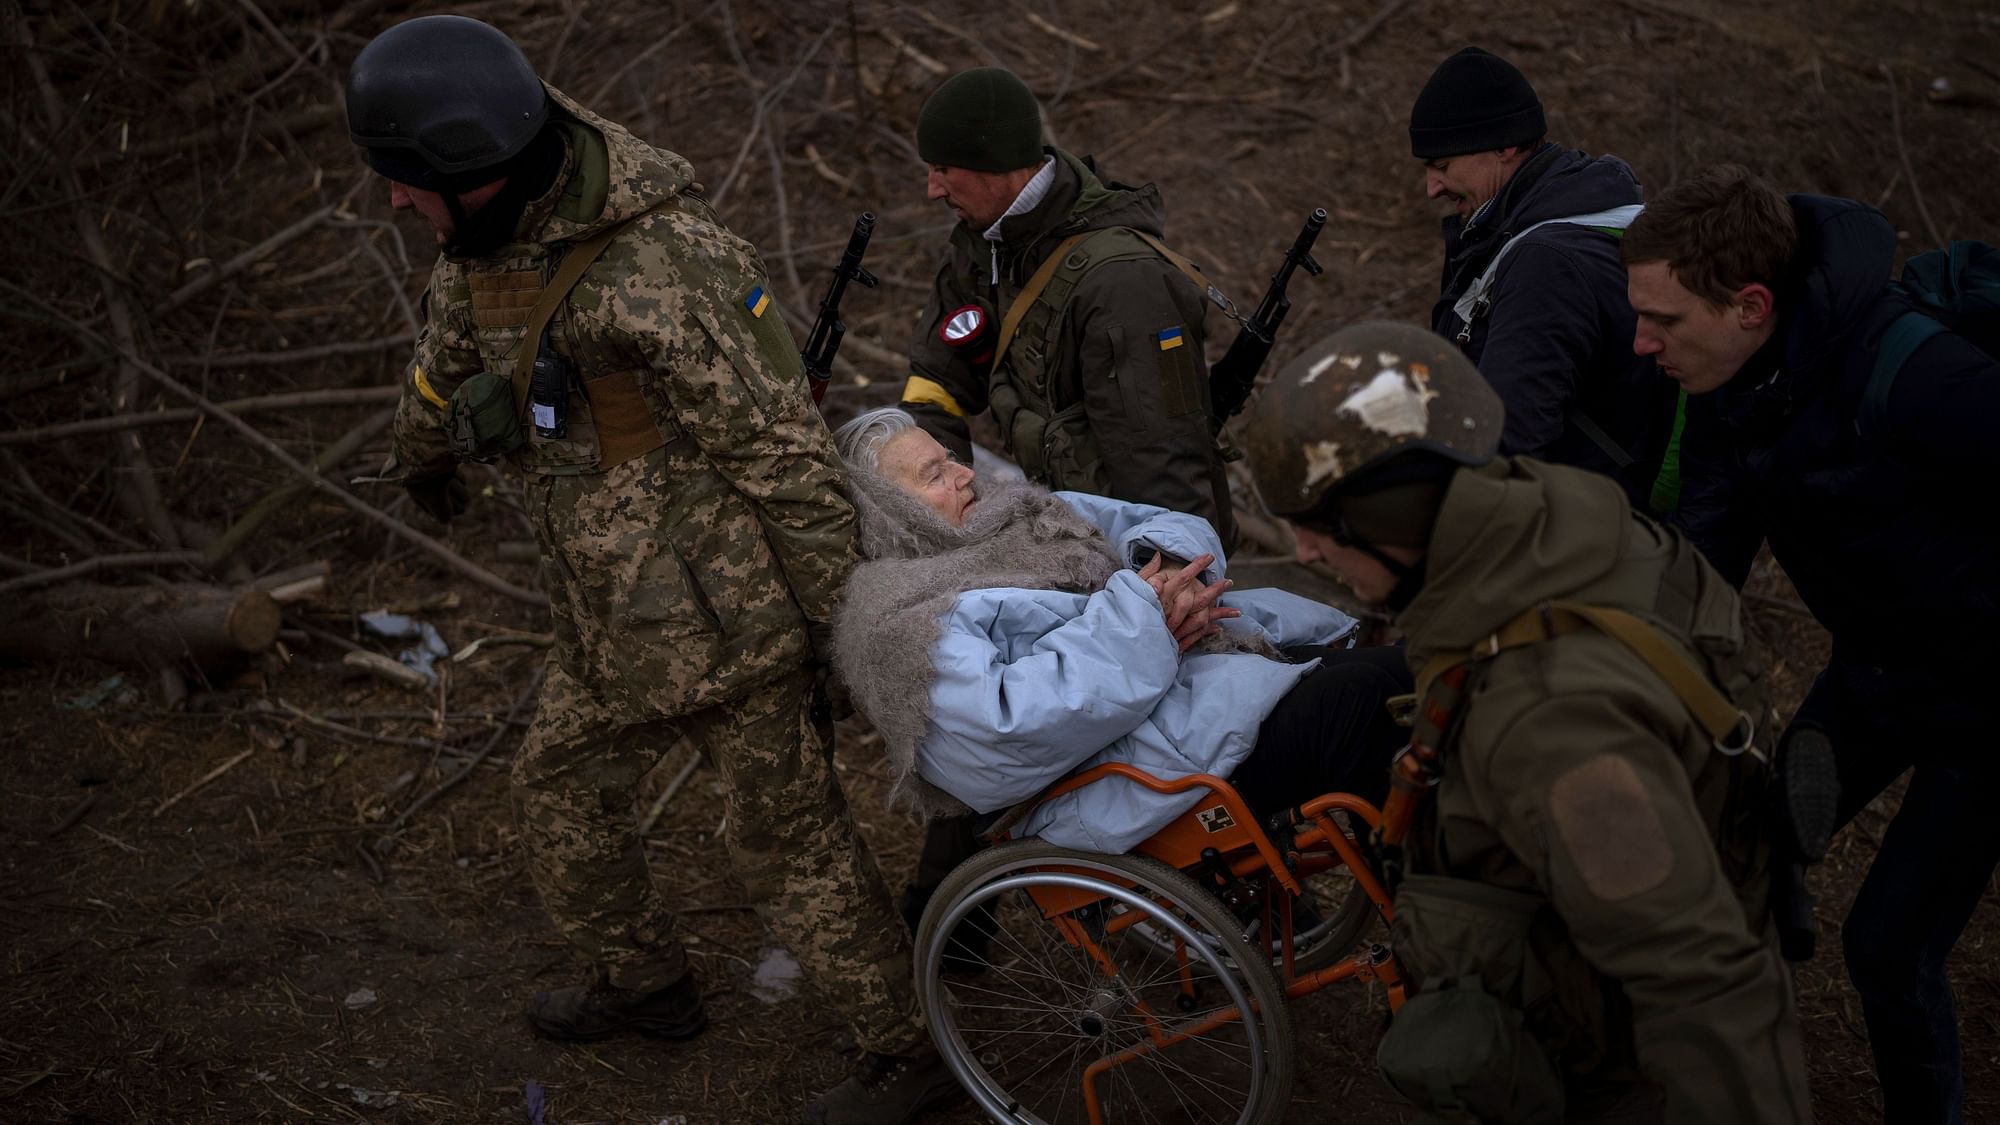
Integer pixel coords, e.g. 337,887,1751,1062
22,19,179,550
163,335,415,371
0,552,205,595
378,664,546,841
343,650,431,691
202,405,396,565
158,205,338,316
1883,63,1948,247
79,105,343,170
1,386,400,445
154,746,257,818
30,308,543,604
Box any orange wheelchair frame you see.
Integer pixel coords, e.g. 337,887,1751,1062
913,761,1413,1125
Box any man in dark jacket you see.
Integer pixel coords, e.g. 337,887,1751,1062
1412,47,1682,513
1624,163,2000,1124
898,66,1234,546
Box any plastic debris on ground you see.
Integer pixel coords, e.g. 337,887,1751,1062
358,609,450,681
58,675,143,710
749,946,802,1004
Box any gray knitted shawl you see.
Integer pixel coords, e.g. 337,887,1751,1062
833,472,1124,819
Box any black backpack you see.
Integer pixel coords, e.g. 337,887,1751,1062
1860,240,2000,437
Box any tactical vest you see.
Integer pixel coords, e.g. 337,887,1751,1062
1402,529,1776,885
987,226,1190,491
453,121,799,478
1374,530,1777,1096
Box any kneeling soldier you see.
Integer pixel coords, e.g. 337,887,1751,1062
1243,322,1812,1124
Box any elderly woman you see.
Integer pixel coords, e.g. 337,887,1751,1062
831,407,1410,854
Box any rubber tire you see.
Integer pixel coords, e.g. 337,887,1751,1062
916,840,1295,1125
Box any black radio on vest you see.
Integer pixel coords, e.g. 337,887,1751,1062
528,328,571,439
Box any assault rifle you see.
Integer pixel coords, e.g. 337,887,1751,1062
1208,207,1327,426
801,212,879,406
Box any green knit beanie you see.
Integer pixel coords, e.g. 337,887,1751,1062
917,67,1043,172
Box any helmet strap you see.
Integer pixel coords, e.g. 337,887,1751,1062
1345,533,1427,612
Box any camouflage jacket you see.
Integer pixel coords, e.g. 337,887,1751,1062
390,86,857,712
898,149,1235,546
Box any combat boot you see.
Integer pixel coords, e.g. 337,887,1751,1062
524,971,707,1042
1780,726,1840,863
804,1043,963,1124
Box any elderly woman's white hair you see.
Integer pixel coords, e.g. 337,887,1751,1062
832,406,919,473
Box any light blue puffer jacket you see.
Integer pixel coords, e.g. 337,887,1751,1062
918,492,1358,853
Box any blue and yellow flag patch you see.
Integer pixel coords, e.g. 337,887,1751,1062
744,286,771,318
1157,326,1185,351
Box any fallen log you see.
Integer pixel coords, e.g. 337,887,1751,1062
0,583,282,672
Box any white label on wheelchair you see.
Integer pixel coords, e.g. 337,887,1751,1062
1196,805,1237,832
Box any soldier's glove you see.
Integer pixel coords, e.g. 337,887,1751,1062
406,471,470,525
812,665,855,725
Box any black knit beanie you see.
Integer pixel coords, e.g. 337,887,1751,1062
917,67,1043,172
1408,47,1546,159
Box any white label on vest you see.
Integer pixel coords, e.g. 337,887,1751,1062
532,403,557,430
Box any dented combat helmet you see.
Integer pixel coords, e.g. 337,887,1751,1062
1241,321,1505,520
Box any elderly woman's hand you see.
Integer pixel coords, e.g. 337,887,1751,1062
1138,553,1239,652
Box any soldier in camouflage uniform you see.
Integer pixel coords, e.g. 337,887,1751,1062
345,17,959,1123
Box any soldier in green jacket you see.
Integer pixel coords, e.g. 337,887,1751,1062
1242,322,1813,1123
896,66,1240,964
346,17,956,1123
898,66,1235,546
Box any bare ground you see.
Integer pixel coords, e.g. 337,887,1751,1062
4,0,1997,1122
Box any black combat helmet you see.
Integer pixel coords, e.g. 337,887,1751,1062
345,15,548,191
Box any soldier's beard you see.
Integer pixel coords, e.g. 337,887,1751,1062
441,129,566,259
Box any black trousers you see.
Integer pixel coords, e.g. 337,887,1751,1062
1796,654,2000,1125
1228,644,1411,820
910,645,1412,896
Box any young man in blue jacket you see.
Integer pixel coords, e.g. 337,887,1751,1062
1411,47,1682,513
1624,163,2000,1125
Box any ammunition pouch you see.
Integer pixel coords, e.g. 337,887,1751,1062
1379,874,1610,1122
447,371,527,462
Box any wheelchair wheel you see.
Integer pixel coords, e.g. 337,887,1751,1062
917,840,1295,1124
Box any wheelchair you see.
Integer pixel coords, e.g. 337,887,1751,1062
913,763,1408,1124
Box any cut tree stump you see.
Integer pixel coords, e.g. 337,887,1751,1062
0,583,283,672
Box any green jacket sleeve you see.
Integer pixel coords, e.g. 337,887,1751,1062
622,216,859,662
901,250,989,465
1069,256,1231,539
390,265,482,481
1477,688,1812,1125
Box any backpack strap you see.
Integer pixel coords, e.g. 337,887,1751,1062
989,231,1091,379
1450,204,1645,340
1416,599,1755,756
1859,309,1945,439
991,226,1223,380
1128,228,1226,307
1551,602,1754,753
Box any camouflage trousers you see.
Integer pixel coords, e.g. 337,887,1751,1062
513,661,923,1053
